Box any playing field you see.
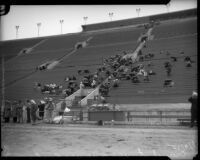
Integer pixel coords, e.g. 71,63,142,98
1,123,197,159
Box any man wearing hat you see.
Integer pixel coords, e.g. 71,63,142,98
26,100,31,123
38,100,46,120
188,91,198,127
45,98,55,123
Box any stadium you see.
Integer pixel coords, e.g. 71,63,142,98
1,6,198,158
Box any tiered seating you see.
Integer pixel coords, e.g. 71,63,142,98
32,33,89,52
88,27,145,46
0,37,44,61
82,16,149,31
2,25,143,103
1,13,197,109
152,17,197,39
107,18,197,104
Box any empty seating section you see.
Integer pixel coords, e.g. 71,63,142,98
82,16,149,31
59,42,138,67
107,18,197,104
152,18,197,39
0,38,44,61
32,34,89,52
89,27,145,46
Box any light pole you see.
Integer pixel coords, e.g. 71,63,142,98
136,8,141,17
83,16,88,25
166,3,170,13
37,23,41,37
109,12,114,21
60,19,64,34
15,25,19,39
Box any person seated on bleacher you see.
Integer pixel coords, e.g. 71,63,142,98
143,71,149,82
186,60,192,67
147,61,154,67
72,75,76,80
148,70,156,75
64,76,70,82
163,79,174,87
78,70,82,75
132,75,140,83
65,88,71,96
82,77,90,87
170,56,177,62
184,56,191,62
164,61,172,76
91,79,97,88
137,68,145,76
112,78,119,88
84,69,90,74
105,70,111,76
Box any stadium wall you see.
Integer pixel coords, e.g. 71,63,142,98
81,8,197,32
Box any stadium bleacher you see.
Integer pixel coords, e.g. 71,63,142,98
0,9,197,117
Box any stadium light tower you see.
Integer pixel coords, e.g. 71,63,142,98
83,16,88,25
37,22,41,37
15,25,19,39
136,8,141,17
166,3,170,13
60,19,64,34
109,12,114,21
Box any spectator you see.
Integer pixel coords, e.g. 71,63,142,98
186,60,192,67
80,81,85,97
59,100,67,116
132,76,140,83
78,70,82,75
46,98,55,123
164,62,172,76
91,79,97,88
38,100,45,120
170,56,177,62
143,71,149,81
16,100,23,123
12,101,18,123
29,99,38,125
188,91,198,127
113,79,119,88
163,79,174,87
148,70,156,75
72,75,76,80
22,103,27,123
3,101,12,123
26,100,31,123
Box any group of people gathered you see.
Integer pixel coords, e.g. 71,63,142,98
3,98,67,125
35,82,63,95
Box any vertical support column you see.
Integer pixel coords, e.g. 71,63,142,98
1,55,5,115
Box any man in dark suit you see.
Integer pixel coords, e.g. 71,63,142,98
188,91,198,127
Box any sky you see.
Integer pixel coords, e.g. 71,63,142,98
0,0,197,41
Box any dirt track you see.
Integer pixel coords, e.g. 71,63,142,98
1,123,197,158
